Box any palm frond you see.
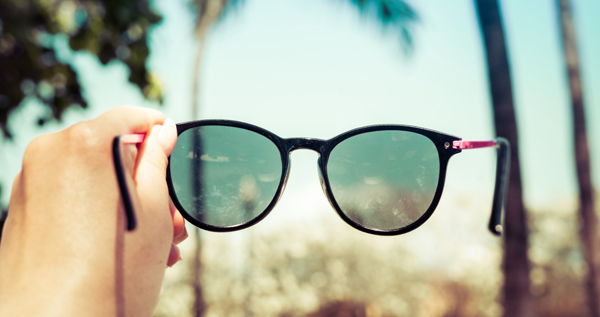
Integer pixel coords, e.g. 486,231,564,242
190,0,245,30
348,0,419,51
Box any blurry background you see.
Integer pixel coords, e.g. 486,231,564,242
1,0,599,316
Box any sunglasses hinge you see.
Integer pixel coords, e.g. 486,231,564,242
452,140,496,150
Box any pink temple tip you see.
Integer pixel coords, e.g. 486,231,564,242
452,140,496,150
121,134,145,144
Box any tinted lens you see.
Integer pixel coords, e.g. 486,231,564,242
169,125,283,228
327,130,440,231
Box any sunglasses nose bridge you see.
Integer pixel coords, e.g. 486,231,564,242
285,138,326,154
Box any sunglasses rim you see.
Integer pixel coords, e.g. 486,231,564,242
167,120,462,235
319,125,460,235
167,121,290,232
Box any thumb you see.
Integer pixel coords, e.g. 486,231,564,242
129,118,177,236
135,118,177,180
121,120,178,314
157,118,177,157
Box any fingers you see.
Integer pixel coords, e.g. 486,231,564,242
167,209,187,268
172,211,188,245
134,116,177,180
169,199,188,244
54,106,164,164
166,243,182,268
167,213,186,267
166,200,186,268
130,118,179,252
157,119,177,156
109,111,184,269
96,106,165,135
135,122,176,183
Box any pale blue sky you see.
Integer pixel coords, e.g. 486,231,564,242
1,0,599,222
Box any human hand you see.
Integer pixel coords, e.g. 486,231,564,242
0,106,187,317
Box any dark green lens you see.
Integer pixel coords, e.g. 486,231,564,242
169,125,283,228
327,130,440,231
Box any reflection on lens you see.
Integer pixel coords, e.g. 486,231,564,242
169,126,283,228
327,130,440,231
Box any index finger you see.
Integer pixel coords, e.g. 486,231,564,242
96,106,165,135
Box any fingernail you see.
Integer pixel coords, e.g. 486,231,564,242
158,118,177,155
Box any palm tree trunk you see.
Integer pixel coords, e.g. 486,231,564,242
473,1,535,316
190,29,208,317
191,40,205,121
190,1,225,316
191,228,205,317
191,0,225,120
556,1,600,316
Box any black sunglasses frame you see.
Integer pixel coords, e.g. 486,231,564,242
113,135,137,231
164,120,509,236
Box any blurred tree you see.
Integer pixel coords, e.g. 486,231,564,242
306,300,373,317
187,1,244,315
0,0,163,139
555,0,600,316
0,0,164,244
190,0,242,120
346,0,418,51
473,0,535,316
529,206,588,316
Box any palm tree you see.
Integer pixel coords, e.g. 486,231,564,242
191,0,243,119
188,1,243,315
555,1,599,316
473,0,535,316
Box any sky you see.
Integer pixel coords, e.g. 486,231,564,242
1,0,599,236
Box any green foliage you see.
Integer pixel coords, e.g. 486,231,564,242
348,0,418,51
0,0,163,138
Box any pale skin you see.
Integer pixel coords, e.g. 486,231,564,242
0,106,188,316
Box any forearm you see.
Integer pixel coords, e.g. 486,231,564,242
0,256,119,317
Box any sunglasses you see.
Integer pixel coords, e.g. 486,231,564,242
113,120,510,236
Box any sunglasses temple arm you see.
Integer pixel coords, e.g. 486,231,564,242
454,138,511,235
489,137,510,236
112,134,145,231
